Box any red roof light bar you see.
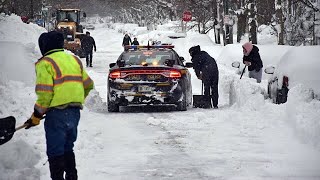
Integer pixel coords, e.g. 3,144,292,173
125,45,175,50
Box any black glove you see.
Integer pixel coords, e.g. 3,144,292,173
94,48,96,52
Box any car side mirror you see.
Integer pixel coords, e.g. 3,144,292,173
264,66,275,74
165,59,175,67
179,57,185,62
109,63,116,68
185,62,193,68
117,59,125,67
231,61,240,68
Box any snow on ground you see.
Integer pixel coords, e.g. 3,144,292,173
1,15,320,180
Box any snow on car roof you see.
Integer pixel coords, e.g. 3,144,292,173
275,46,320,95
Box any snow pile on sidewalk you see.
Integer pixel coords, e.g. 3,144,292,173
286,85,320,150
0,14,46,179
0,14,46,85
0,140,41,180
0,14,46,46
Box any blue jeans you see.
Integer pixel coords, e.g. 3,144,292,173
44,107,80,158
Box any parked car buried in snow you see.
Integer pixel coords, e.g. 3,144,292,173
85,24,95,30
264,46,320,104
107,45,193,112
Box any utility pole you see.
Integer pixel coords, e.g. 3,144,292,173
224,0,230,45
30,0,34,19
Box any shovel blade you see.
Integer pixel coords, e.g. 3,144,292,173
0,116,16,145
193,95,211,108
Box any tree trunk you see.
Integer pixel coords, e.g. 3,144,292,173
229,25,233,43
249,21,257,44
237,13,246,43
30,0,34,18
248,0,257,44
276,0,284,45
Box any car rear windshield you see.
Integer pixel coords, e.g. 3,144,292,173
121,51,174,66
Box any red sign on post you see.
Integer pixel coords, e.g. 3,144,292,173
182,11,192,22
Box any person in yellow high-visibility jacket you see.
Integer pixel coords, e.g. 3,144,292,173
24,31,94,180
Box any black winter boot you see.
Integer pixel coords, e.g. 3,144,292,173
64,151,78,180
49,155,65,180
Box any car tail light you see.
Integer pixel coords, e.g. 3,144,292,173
161,70,181,78
283,76,289,87
109,70,182,79
169,70,181,78
109,71,121,79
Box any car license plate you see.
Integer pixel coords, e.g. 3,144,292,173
138,85,152,92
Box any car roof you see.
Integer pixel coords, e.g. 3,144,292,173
275,46,320,94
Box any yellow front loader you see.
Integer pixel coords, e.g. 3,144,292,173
55,9,86,57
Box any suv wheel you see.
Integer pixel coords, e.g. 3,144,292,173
108,100,119,112
176,92,187,111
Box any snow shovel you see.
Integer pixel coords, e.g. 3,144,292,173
0,116,30,146
193,81,211,108
240,65,247,79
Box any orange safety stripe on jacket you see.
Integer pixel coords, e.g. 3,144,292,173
34,50,94,115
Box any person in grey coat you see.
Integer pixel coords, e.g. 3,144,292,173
189,45,219,108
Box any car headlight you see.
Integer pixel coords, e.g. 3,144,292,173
58,26,61,29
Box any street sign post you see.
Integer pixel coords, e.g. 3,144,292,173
182,11,192,22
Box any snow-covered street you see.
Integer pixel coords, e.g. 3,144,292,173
1,15,320,180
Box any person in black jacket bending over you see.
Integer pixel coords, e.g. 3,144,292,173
122,33,132,50
81,31,96,67
242,42,263,83
189,45,219,109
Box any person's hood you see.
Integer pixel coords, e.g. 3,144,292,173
189,45,201,57
251,45,259,53
242,42,253,56
38,31,64,56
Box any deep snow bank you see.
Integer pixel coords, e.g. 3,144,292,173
286,85,320,150
0,140,41,180
0,14,46,85
0,14,46,46
0,42,35,85
0,14,46,179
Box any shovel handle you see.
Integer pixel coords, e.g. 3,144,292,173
15,116,45,131
15,124,28,131
240,65,247,79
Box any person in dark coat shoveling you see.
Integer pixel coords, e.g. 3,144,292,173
189,45,219,108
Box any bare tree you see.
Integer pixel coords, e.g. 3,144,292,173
247,0,257,44
275,0,285,44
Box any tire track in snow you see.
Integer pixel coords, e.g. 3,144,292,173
134,112,215,179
